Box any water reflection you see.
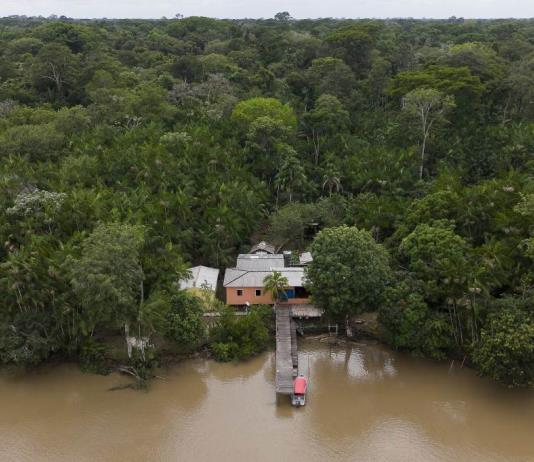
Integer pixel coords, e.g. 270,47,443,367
304,340,534,461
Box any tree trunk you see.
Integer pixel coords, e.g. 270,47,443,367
419,130,427,180
312,129,320,165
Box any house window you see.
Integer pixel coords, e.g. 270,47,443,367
255,289,262,297
236,289,243,296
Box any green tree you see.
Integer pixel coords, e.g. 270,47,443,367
399,221,470,301
398,221,475,346
0,124,65,161
303,94,349,164
274,145,307,203
326,25,377,76
68,223,145,341
306,57,355,99
391,65,484,108
379,281,453,359
165,291,206,352
0,236,68,365
306,226,391,319
30,43,81,102
474,304,534,387
442,42,505,84
210,306,270,361
232,97,297,133
274,12,292,22
322,163,343,196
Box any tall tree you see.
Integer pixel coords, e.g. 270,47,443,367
402,88,455,180
68,223,145,344
274,145,307,204
306,226,391,320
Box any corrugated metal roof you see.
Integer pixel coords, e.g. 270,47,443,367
250,241,276,254
236,254,285,271
223,267,306,288
179,266,219,291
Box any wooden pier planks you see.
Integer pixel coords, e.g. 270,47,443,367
275,306,297,394
290,318,298,373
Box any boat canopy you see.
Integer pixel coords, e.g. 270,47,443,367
293,376,307,395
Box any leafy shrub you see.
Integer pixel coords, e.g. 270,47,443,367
379,281,453,360
79,338,110,374
211,342,238,362
473,307,534,387
165,292,206,352
0,310,62,367
210,306,270,361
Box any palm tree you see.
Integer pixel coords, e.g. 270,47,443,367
322,165,342,196
263,271,290,307
274,148,307,204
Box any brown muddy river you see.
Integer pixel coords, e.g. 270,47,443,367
1,339,534,462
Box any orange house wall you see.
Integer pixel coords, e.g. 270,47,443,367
226,287,274,305
225,287,309,305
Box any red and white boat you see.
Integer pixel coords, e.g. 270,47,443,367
291,375,308,406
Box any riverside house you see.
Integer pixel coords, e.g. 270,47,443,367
223,242,311,307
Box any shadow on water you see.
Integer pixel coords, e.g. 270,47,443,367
206,352,270,383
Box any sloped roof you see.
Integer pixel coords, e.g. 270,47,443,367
299,251,313,265
179,266,219,291
236,254,285,271
223,267,306,288
250,241,276,254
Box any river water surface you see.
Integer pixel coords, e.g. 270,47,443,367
1,339,534,462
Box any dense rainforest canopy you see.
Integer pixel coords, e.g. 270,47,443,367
1,15,534,385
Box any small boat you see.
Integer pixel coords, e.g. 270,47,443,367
291,375,308,407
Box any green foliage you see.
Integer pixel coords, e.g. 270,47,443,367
307,57,355,98
266,199,345,249
391,65,484,108
67,223,145,334
306,226,391,319
79,338,110,374
0,310,63,366
325,24,377,74
210,307,271,361
474,304,534,387
399,221,470,301
165,291,206,352
443,42,506,83
0,17,533,385
379,281,453,359
0,124,65,161
232,97,297,132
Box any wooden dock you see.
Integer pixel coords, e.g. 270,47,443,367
275,306,298,394
275,304,323,395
